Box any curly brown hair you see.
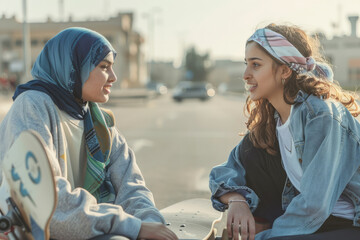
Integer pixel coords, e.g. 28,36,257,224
245,23,360,155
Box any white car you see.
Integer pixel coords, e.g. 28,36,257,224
172,81,215,102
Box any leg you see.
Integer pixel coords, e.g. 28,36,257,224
268,216,360,240
88,235,130,240
268,228,360,240
239,134,286,225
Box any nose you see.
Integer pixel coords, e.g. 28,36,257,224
243,66,251,82
109,68,117,83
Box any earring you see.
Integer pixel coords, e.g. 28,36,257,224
282,78,286,85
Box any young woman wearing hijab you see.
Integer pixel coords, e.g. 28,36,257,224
0,27,177,240
209,24,360,240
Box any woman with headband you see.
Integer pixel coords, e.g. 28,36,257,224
209,24,360,240
0,28,177,240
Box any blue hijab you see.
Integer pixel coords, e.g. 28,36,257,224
13,28,117,203
13,27,116,119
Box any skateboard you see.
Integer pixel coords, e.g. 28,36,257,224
161,198,227,240
0,130,57,240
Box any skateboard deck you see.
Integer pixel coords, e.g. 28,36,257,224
161,198,225,240
0,130,57,240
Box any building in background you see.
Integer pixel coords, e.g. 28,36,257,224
207,59,245,93
149,61,181,88
320,15,360,88
0,12,146,88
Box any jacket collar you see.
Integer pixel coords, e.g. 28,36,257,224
273,90,309,120
293,90,309,103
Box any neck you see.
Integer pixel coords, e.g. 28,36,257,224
75,97,87,107
268,94,291,124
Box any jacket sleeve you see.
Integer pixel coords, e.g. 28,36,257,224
108,128,165,224
209,137,260,212
256,113,360,240
0,92,145,240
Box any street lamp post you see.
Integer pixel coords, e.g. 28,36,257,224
142,7,161,84
22,0,31,84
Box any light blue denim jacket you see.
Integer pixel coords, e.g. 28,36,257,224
209,90,360,239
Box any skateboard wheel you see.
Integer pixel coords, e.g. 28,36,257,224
0,216,11,232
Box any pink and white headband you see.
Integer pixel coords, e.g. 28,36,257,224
247,28,333,82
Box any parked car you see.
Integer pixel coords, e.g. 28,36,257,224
172,81,215,102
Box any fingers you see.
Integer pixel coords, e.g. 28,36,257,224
227,216,241,240
248,218,256,240
138,222,178,240
160,227,178,240
233,219,241,240
227,214,233,238
240,219,248,240
228,218,255,240
227,212,243,239
240,218,256,240
166,228,179,240
226,203,255,240
152,230,177,240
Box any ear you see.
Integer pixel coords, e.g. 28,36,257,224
280,65,292,79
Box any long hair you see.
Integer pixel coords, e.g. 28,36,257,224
245,23,360,155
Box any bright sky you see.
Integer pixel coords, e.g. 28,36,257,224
1,0,360,62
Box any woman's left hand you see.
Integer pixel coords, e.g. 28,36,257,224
227,200,256,240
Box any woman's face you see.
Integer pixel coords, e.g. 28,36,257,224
243,42,283,101
82,52,117,103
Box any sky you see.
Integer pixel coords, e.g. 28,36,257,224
1,0,360,62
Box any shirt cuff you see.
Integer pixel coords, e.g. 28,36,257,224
211,183,259,212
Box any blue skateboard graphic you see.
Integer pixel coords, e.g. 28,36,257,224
0,132,229,239
0,131,57,240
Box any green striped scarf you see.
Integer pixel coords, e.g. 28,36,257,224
83,102,116,203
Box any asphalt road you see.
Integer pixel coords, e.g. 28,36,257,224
105,93,248,209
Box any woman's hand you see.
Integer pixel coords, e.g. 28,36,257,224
220,193,255,240
138,222,178,240
227,201,255,240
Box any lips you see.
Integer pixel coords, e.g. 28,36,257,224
245,82,257,92
103,84,112,94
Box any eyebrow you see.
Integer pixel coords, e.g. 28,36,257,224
244,57,263,61
101,59,114,65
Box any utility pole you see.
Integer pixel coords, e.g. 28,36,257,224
143,7,161,83
22,0,31,84
59,0,65,22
